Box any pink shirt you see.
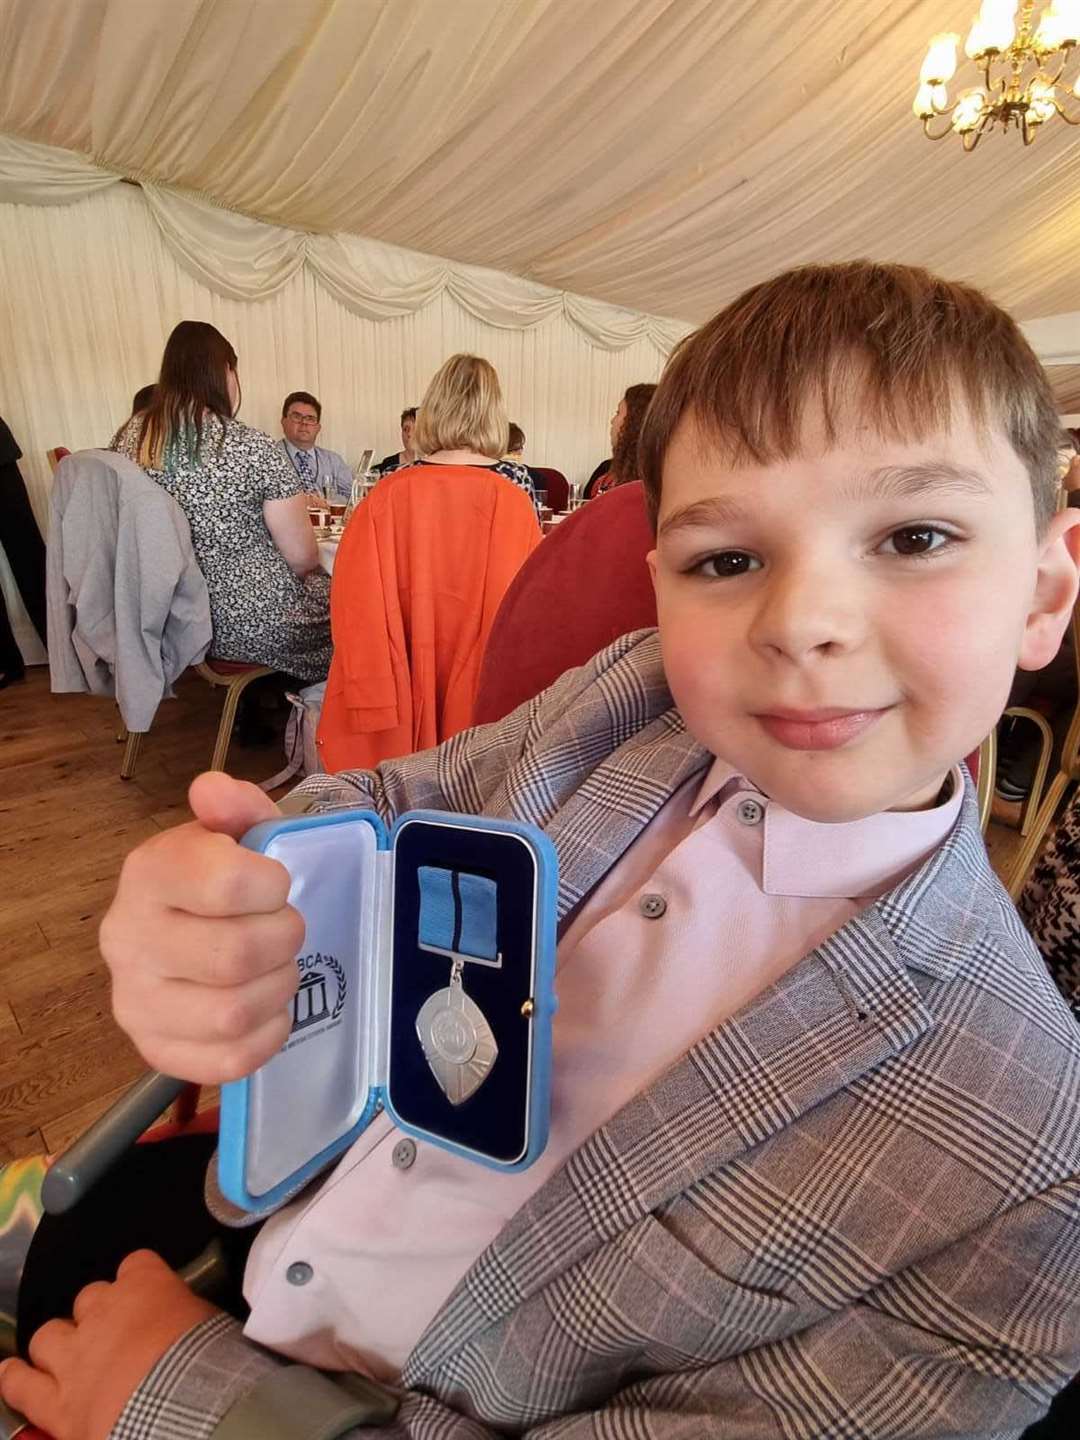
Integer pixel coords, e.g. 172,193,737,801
242,761,962,1380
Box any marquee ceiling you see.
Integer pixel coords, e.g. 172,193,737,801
1,0,1078,325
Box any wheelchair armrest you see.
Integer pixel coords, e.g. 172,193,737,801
41,1073,189,1216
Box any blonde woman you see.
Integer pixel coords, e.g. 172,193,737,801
411,354,536,501
317,353,541,770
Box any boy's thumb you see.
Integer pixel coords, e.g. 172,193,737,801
188,771,280,840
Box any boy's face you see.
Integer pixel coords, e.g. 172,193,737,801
649,403,1080,823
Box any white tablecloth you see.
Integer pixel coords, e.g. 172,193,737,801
318,539,339,575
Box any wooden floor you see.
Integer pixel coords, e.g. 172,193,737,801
0,667,1030,1163
0,667,288,1161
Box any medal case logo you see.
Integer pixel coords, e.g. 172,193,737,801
291,952,347,1035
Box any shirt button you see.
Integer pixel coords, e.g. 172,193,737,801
286,1261,313,1286
639,893,668,919
736,797,766,827
392,1138,417,1170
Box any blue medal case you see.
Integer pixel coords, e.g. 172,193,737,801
218,808,558,1214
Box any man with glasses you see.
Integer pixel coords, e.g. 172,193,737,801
278,391,353,501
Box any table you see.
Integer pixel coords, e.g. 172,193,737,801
318,539,339,575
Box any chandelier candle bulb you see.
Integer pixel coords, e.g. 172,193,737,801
1028,77,1057,119
913,81,949,115
1047,0,1080,44
921,31,960,82
1034,13,1067,46
965,22,990,59
979,0,1019,21
980,13,1017,49
952,87,989,129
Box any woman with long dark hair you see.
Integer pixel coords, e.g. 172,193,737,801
585,382,657,499
112,321,331,681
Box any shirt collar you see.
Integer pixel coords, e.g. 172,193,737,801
688,756,964,900
284,439,316,457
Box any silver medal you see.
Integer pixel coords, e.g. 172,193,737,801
416,960,498,1105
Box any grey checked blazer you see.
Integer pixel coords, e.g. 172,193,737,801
116,630,1080,1440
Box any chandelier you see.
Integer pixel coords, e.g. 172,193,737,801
914,1,1080,148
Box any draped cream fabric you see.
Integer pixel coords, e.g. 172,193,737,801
1,0,1079,324
0,134,687,351
0,179,667,539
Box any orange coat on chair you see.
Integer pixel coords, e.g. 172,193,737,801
317,464,541,772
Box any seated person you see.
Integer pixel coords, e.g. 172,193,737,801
7,263,1080,1440
505,421,553,499
591,382,657,497
132,384,157,416
317,354,541,772
583,455,612,495
373,405,419,477
278,391,353,501
111,323,331,682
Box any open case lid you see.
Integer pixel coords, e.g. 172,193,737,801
218,808,558,1213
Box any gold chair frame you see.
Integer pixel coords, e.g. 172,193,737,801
119,662,275,780
976,728,996,835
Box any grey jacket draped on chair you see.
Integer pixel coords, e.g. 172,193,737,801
46,449,211,732
118,630,1080,1440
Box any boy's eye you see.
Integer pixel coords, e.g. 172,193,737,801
878,525,951,557
696,551,762,579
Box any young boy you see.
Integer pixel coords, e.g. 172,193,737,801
5,261,1080,1440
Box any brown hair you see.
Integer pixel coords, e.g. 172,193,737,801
138,321,237,469
610,383,657,487
414,354,508,459
283,391,321,420
639,261,1061,534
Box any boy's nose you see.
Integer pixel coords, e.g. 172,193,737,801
748,570,864,662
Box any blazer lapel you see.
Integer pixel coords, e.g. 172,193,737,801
405,899,937,1382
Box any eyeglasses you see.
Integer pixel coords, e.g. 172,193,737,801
287,413,319,426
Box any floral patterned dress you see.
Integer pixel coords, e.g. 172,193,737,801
1019,792,1080,1020
113,415,331,681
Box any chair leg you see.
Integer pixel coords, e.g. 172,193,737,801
209,672,266,772
1003,707,1055,838
1005,770,1072,900
120,730,143,780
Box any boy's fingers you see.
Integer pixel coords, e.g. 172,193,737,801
188,771,280,839
0,1355,57,1430
71,1280,113,1325
115,954,300,1045
126,1009,295,1085
113,906,304,988
116,1249,170,1281
111,823,292,920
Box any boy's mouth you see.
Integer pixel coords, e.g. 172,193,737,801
754,706,891,752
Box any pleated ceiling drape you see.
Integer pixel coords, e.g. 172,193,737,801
0,137,680,532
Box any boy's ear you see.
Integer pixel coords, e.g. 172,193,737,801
646,549,658,594
1018,509,1080,672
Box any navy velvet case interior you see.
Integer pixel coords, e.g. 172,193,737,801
219,807,557,1211
388,817,539,1164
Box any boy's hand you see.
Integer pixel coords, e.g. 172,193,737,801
0,1251,219,1440
100,772,305,1083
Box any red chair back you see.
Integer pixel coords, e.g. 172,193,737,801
531,467,569,512
474,482,656,723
